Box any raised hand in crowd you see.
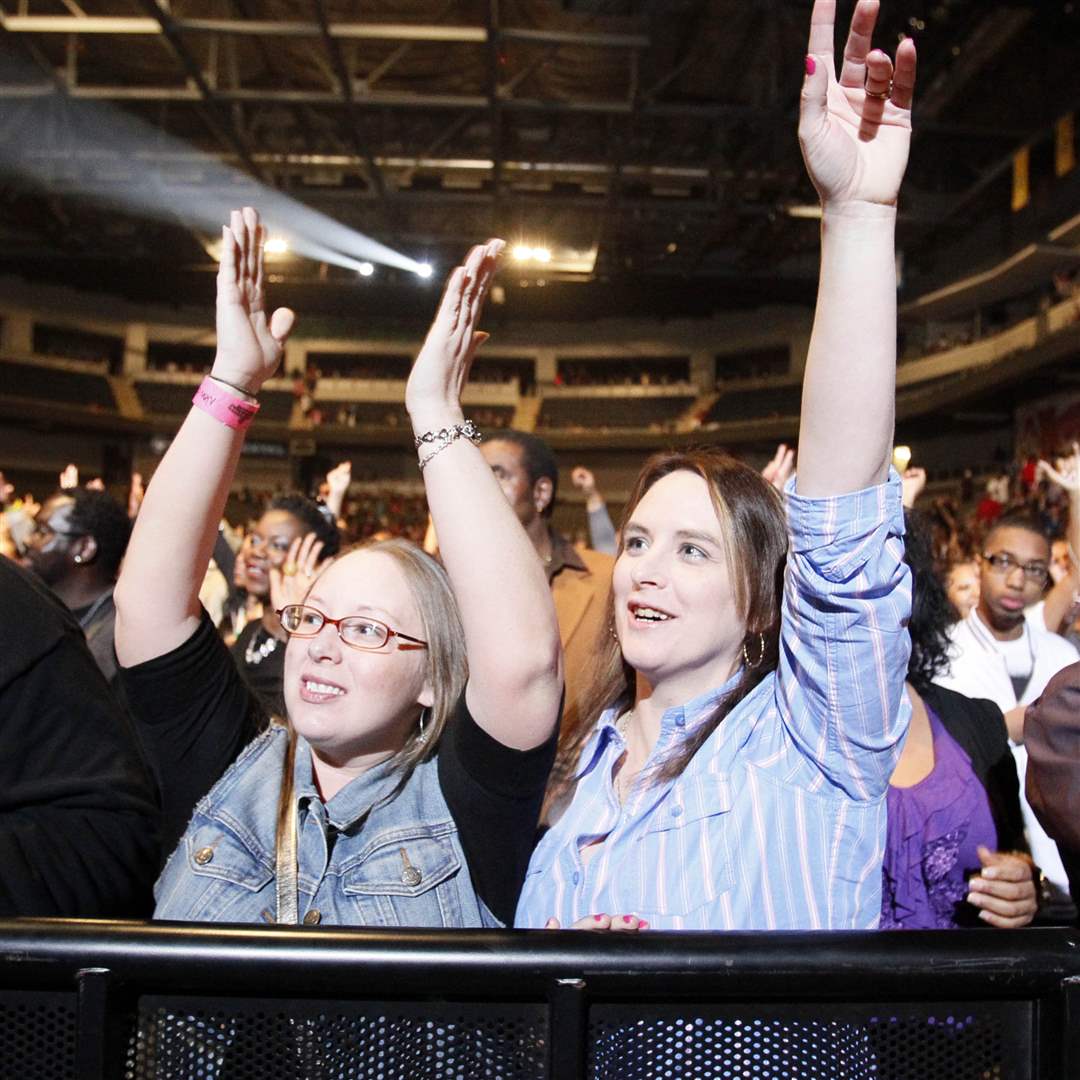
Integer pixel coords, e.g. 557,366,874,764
406,239,563,751
761,444,795,491
322,460,351,520
269,532,327,629
59,463,79,490
571,465,617,555
797,0,915,496
901,466,926,508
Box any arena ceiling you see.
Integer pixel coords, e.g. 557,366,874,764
0,1,1078,323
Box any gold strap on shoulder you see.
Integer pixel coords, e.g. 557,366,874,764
275,793,299,925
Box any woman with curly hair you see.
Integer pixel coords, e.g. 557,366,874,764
882,510,1037,929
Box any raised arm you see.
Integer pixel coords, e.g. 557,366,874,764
115,208,294,666
405,243,563,751
796,0,916,496
1038,447,1080,634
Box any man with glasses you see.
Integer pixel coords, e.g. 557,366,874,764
935,512,1079,912
22,487,132,687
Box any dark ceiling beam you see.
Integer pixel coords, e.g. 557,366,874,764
131,0,265,180
486,0,503,233
308,0,385,200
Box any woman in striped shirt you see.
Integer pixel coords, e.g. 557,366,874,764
517,0,917,932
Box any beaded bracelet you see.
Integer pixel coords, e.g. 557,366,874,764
415,420,482,472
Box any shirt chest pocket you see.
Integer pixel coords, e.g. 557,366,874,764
341,829,464,927
634,770,737,916
155,824,274,922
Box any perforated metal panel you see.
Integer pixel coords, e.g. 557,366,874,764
587,1002,1030,1080
0,989,78,1080
124,996,547,1080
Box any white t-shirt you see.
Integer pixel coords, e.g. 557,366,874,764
935,606,1080,893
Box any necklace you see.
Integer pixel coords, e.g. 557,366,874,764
244,627,280,666
613,710,635,804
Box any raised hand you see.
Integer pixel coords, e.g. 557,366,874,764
1038,442,1080,493
761,444,795,491
405,239,504,428
269,532,327,621
799,0,917,207
901,466,926,508
571,467,597,497
59,463,79,490
213,207,296,394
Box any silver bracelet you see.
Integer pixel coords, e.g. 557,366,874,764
415,419,483,472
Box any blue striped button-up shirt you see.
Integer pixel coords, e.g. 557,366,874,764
516,473,912,931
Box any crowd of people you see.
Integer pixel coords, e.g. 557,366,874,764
2,2,1079,954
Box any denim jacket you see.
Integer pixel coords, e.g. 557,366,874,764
154,725,499,927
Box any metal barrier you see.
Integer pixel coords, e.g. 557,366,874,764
1,919,1078,1079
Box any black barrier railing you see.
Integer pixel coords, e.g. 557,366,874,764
1,920,1078,1079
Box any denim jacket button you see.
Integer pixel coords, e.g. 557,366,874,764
193,846,214,866
303,909,322,926
401,866,422,887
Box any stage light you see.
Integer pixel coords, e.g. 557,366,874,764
358,262,374,277
533,247,551,264
512,245,533,263
264,236,289,255
417,263,434,279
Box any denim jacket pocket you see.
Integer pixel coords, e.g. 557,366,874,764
341,826,463,926
634,769,736,916
154,822,274,922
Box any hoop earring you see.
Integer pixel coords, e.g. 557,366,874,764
415,706,431,746
742,632,766,669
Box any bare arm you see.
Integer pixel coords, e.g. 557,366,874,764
795,0,916,497
406,243,563,751
115,208,294,666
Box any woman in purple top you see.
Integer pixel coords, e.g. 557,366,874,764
883,511,1038,930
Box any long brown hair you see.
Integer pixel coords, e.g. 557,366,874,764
275,538,467,851
553,448,788,794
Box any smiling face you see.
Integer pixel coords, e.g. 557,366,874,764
613,469,747,705
977,525,1050,638
239,509,307,598
282,549,433,768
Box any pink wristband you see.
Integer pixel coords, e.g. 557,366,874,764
192,377,260,430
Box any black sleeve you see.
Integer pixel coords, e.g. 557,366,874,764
0,561,160,917
437,695,558,927
119,609,265,857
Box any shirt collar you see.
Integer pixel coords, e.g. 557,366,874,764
577,670,743,779
292,736,407,831
545,527,589,582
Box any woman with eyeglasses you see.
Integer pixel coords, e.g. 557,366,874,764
115,211,562,927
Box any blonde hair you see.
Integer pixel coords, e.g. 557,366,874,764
275,538,467,849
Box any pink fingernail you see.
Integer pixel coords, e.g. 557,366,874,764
805,55,816,76
594,914,604,922
640,921,650,930
623,915,633,924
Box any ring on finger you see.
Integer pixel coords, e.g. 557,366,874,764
865,84,891,100
282,562,298,576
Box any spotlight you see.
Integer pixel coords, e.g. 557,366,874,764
512,245,533,263
417,263,433,279
358,262,374,277
533,247,552,264
264,236,289,255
